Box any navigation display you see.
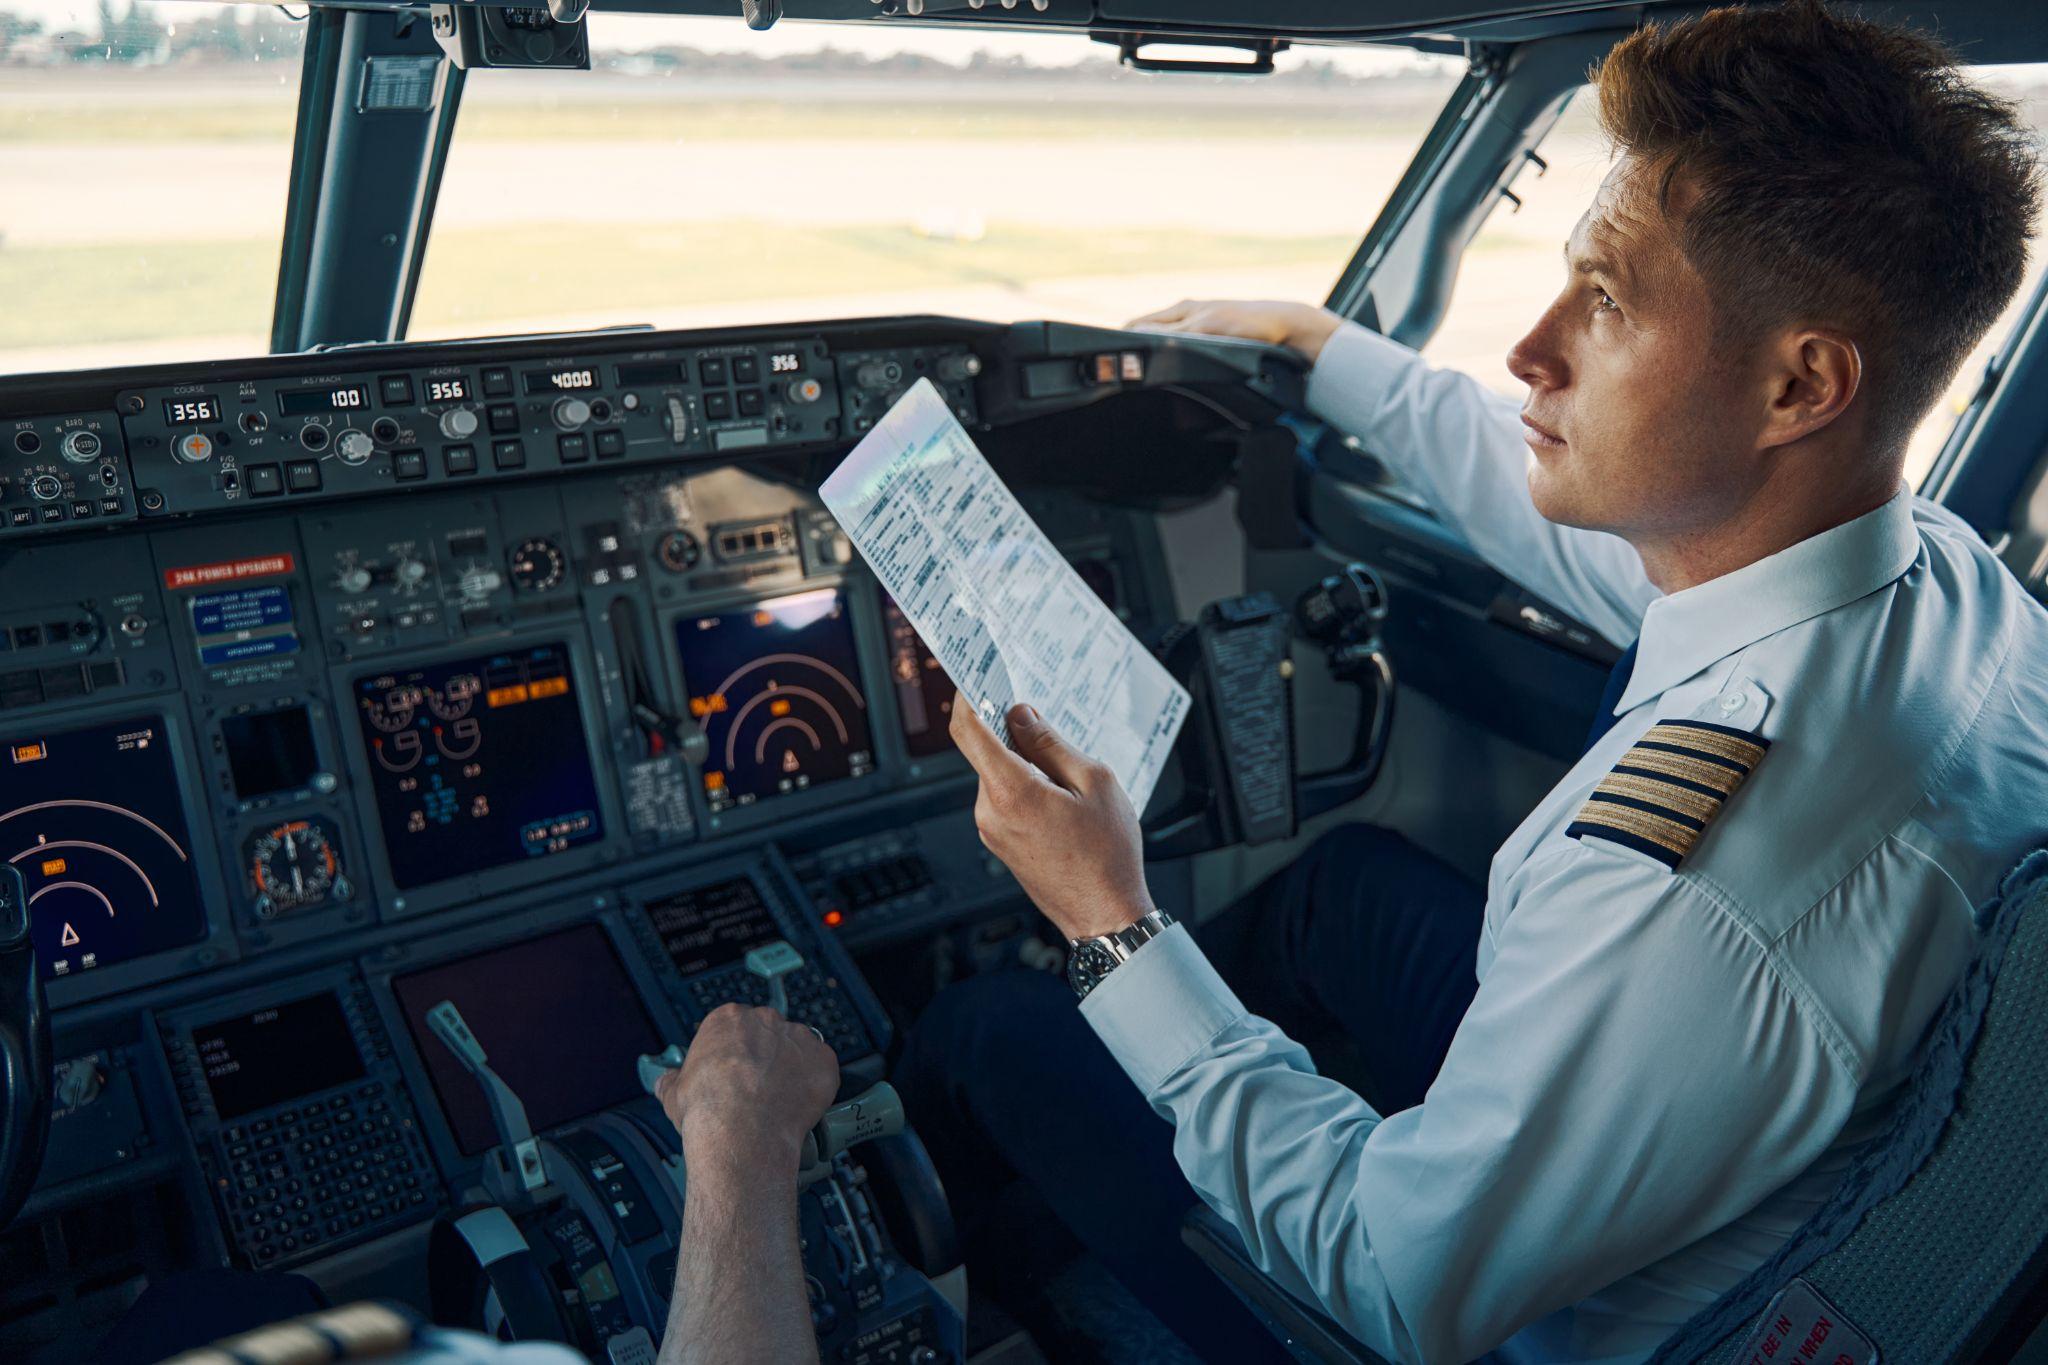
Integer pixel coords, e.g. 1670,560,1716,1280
882,594,957,759
676,588,874,814
645,876,783,978
391,925,664,1156
0,717,207,980
353,643,603,890
195,991,365,1120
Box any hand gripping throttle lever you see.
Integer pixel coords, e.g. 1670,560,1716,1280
637,939,904,1187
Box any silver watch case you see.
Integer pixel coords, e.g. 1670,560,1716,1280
1067,910,1176,999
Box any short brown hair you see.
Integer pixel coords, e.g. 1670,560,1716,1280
1594,0,2040,456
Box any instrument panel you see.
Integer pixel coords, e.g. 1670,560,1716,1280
0,316,1281,1351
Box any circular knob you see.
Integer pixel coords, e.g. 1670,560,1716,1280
787,377,824,405
855,360,903,390
459,566,502,600
439,407,480,441
60,429,104,463
119,613,148,639
396,558,429,588
28,472,63,501
936,353,983,383
174,431,215,464
54,1060,103,1111
336,429,374,466
552,397,592,431
337,566,373,595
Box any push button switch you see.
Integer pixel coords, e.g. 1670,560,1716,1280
392,449,428,482
442,445,478,476
246,464,284,497
285,461,322,492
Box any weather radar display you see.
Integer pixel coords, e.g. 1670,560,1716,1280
1,718,208,980
353,642,604,890
677,588,874,813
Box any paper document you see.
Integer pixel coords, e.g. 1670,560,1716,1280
821,379,1190,809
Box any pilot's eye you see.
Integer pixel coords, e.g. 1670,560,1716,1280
1592,287,1620,315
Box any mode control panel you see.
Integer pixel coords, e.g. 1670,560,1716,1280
2,411,137,538
116,338,853,519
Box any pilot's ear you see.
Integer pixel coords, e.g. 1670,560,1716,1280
1758,329,1860,451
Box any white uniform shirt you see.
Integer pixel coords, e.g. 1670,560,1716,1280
1081,322,2048,1364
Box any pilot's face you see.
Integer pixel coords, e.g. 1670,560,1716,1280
1506,158,1764,546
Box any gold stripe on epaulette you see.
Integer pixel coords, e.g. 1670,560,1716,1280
1642,723,1766,768
1571,802,1700,858
1612,746,1745,794
1594,772,1723,822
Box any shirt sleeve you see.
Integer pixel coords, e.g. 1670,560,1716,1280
1080,860,1859,1364
1303,321,1657,647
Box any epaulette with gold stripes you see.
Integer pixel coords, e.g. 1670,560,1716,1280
1566,719,1769,870
161,1301,420,1365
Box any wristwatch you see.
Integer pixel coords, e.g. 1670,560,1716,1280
1066,910,1176,1000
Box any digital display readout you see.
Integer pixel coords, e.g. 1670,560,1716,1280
278,384,371,416
644,876,783,978
424,377,469,403
353,643,604,891
194,991,365,1120
676,588,875,814
616,361,681,388
525,368,599,394
162,396,222,425
0,716,209,980
769,351,804,374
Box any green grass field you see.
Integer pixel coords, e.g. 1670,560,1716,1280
0,219,1354,348
0,97,1435,145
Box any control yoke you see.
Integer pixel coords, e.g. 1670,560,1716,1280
0,865,49,1230
638,938,906,1187
426,1002,549,1204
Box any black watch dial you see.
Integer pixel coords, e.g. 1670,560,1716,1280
1068,940,1120,996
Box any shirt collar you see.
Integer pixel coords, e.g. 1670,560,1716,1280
1613,486,1921,715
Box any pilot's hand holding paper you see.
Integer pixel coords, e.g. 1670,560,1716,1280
820,379,1187,939
950,700,1155,941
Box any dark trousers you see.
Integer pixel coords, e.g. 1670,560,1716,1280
894,825,1486,1364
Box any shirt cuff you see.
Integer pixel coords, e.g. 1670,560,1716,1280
1079,923,1247,1094
1302,319,1421,449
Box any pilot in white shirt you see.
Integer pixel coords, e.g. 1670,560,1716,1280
1078,321,2048,1362
901,4,2047,1363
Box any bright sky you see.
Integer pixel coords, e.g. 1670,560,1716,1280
9,0,1439,71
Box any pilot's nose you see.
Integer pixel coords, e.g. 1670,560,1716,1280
1506,307,1567,393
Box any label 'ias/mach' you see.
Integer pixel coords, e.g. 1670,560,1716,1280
820,378,1190,809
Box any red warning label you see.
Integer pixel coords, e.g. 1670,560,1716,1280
162,554,296,591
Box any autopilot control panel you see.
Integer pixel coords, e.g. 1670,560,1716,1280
0,313,1293,1356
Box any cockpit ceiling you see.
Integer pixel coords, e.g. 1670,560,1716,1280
322,0,2047,62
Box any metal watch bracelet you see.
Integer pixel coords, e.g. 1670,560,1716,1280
1066,910,1177,1000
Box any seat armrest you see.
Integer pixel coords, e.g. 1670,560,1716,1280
1179,1206,1389,1365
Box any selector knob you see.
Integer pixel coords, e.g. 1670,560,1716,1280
395,558,429,588
459,566,502,601
59,429,104,463
854,360,904,391
336,429,374,466
936,352,983,383
28,472,63,502
438,407,480,441
787,377,824,405
174,431,215,464
552,397,591,431
337,566,373,595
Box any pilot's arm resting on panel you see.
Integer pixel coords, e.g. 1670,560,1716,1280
1048,320,2030,1362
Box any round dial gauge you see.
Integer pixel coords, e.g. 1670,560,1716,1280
508,537,566,593
246,818,340,917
